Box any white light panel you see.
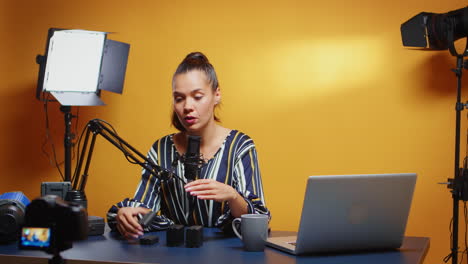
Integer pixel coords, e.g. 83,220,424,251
43,30,106,93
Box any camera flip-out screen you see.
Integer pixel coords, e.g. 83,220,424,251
20,227,51,249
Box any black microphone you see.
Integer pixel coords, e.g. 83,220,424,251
184,136,204,227
184,135,202,182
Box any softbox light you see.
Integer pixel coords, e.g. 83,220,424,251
36,28,130,106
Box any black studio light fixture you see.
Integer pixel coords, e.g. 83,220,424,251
401,6,468,55
401,6,468,264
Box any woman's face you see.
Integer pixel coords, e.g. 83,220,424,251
172,70,220,134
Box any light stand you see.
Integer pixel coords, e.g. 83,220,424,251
61,106,74,182
447,55,467,264
447,56,468,264
443,18,468,264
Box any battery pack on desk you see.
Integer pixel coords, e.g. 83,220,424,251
140,235,159,245
88,216,105,236
186,225,203,248
167,225,184,247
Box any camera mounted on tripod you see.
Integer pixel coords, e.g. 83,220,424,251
19,195,88,257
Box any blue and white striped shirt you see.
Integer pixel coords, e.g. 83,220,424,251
107,130,270,232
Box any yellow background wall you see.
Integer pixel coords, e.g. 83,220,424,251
1,0,467,263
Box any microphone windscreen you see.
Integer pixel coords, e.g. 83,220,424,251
187,136,201,157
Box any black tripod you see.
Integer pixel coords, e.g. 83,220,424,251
49,253,65,264
60,105,75,182
446,32,468,264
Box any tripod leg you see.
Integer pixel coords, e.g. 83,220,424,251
49,253,65,264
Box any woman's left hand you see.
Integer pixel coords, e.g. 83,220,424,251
184,179,238,202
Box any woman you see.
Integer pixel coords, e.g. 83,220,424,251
107,52,270,240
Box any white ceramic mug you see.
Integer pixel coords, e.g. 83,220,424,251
232,214,268,252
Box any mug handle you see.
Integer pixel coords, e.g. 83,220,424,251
232,218,242,240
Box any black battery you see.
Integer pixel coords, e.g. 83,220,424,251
88,215,105,236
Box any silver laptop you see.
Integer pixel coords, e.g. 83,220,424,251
266,173,417,255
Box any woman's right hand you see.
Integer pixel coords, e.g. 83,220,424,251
116,207,150,240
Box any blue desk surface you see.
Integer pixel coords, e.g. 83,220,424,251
0,228,429,264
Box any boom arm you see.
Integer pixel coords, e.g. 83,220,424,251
71,119,185,193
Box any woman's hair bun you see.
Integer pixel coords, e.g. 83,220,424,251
184,52,209,64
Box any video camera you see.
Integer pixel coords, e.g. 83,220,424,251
19,195,88,255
